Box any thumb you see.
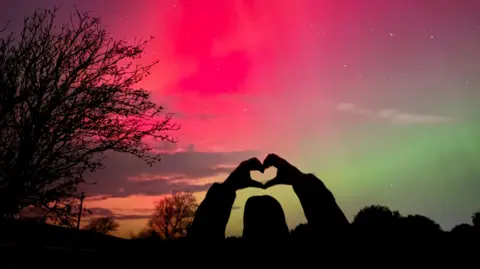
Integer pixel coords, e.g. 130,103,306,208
264,177,283,189
248,179,265,189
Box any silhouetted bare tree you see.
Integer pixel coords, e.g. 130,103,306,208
0,8,178,225
148,191,198,240
84,216,120,234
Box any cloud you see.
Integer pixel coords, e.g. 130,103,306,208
86,207,152,221
81,145,259,198
385,112,457,125
85,195,113,201
113,215,152,220
377,109,399,119
337,103,355,112
88,207,115,216
337,103,458,126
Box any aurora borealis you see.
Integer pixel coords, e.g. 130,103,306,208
1,0,479,238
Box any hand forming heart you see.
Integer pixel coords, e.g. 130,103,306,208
262,153,305,188
223,158,265,191
223,154,305,191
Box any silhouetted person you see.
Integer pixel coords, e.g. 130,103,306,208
290,223,312,240
187,153,349,240
243,195,289,240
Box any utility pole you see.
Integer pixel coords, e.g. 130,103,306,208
76,192,85,230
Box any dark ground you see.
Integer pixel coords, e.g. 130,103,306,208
0,220,477,268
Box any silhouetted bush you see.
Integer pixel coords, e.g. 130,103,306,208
472,211,480,228
352,205,402,236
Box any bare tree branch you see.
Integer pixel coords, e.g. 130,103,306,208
0,7,179,224
0,20,10,33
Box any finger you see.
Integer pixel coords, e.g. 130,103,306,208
264,177,283,189
242,157,264,173
247,179,265,189
263,153,283,169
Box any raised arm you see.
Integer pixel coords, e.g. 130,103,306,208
292,173,349,235
187,183,236,240
263,154,349,238
187,158,264,240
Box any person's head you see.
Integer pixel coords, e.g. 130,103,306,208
242,195,289,240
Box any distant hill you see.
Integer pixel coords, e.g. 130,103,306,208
0,219,127,250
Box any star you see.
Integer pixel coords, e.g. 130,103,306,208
389,32,394,37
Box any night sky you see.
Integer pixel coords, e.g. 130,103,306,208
1,0,480,238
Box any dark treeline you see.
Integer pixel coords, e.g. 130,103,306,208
2,204,478,245
1,201,478,266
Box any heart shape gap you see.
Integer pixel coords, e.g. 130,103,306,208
250,166,277,183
